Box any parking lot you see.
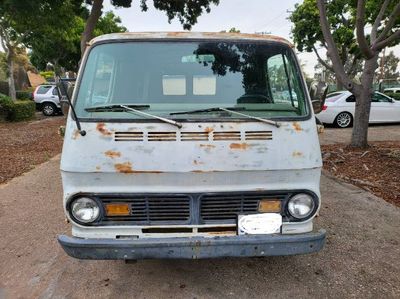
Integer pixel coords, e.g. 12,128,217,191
0,153,399,298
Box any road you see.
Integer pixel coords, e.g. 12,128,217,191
0,156,399,299
319,124,400,145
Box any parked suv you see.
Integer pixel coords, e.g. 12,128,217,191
33,84,61,116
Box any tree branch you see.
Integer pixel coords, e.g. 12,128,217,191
376,2,400,43
312,46,334,72
371,0,390,42
356,0,374,59
316,0,357,92
373,30,400,51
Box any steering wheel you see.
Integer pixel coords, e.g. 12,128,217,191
237,94,273,104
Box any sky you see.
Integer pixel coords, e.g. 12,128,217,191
103,0,400,77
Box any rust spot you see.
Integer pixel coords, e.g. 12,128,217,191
255,188,265,191
193,160,204,165
95,166,101,171
191,170,205,173
292,151,303,157
114,162,163,174
114,162,133,173
292,122,303,132
72,129,80,140
204,127,214,133
105,150,121,159
96,123,112,136
199,144,216,148
229,143,249,150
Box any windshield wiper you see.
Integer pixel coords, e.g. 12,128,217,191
171,107,280,128
120,105,182,128
170,107,245,115
85,104,150,112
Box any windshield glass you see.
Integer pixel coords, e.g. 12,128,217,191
75,41,308,120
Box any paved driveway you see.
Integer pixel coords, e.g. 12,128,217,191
0,157,399,299
319,124,400,145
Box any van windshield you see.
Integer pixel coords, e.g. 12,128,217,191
75,41,308,120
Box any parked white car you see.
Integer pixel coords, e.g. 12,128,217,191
316,91,400,128
384,87,400,94
33,84,61,116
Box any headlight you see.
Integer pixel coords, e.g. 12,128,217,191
288,193,315,219
71,197,100,223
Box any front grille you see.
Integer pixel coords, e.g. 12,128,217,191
93,191,296,226
200,193,286,223
101,196,190,225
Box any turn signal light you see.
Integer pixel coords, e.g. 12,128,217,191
105,203,130,216
258,200,281,213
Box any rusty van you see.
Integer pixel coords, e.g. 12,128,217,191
58,32,326,260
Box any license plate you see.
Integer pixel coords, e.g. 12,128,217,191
238,213,282,235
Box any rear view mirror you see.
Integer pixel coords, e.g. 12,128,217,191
60,96,70,115
309,81,328,114
57,79,76,116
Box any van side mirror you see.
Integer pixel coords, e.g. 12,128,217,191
309,83,328,114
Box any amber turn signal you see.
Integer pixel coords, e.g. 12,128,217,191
105,203,130,216
258,200,281,213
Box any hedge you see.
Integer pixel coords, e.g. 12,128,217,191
0,94,35,121
16,90,33,100
384,92,400,101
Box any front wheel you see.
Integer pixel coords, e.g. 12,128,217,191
334,112,353,128
42,103,57,116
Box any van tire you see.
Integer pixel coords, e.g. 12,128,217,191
42,103,57,116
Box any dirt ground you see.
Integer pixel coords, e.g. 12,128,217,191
0,114,65,184
322,142,400,206
0,157,399,298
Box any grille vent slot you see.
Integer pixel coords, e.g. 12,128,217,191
148,132,177,141
200,194,286,222
102,196,190,225
181,132,209,141
114,132,144,141
245,131,273,140
213,131,241,141
114,130,272,141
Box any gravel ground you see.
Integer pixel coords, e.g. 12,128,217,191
0,157,399,299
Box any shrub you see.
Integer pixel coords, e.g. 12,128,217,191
0,95,35,121
16,90,33,100
39,71,55,81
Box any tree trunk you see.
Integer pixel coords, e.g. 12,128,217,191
80,0,104,56
350,55,378,148
336,78,344,91
6,47,17,102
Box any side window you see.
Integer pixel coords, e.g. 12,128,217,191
52,88,58,96
36,86,52,94
372,93,390,103
346,95,355,102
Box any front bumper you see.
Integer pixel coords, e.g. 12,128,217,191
58,229,326,260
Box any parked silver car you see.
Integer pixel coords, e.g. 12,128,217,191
33,84,61,116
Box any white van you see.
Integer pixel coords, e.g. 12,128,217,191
58,32,326,260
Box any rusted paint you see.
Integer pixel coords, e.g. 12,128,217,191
105,150,121,159
95,166,101,171
292,122,303,132
229,143,249,150
193,160,204,165
199,144,216,149
114,162,133,173
292,151,303,157
96,123,112,136
72,129,80,140
204,127,214,133
114,162,163,174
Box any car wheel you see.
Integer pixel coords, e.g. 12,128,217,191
334,112,353,128
42,103,57,116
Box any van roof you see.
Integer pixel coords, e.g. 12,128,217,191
89,32,293,47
